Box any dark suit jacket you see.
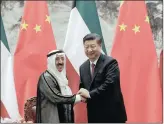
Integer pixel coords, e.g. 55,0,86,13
79,54,127,123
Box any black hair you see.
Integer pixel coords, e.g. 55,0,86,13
83,33,102,44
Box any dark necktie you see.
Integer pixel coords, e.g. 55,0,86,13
91,63,95,78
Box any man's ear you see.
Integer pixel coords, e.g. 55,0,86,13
98,43,102,48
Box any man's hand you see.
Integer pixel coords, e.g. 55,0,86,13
78,88,90,98
74,94,86,104
80,95,87,102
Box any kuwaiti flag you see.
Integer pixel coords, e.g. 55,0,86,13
63,0,106,122
1,16,20,120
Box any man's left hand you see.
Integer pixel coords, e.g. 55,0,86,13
77,88,90,98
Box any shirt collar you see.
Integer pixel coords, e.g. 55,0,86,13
90,56,100,66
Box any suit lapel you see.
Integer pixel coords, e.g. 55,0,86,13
84,60,92,89
89,54,104,89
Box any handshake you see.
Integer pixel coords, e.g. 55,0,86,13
77,88,90,103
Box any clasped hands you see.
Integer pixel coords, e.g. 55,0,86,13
77,88,90,103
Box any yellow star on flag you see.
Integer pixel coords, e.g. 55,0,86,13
34,24,41,33
145,15,149,23
132,25,140,34
119,23,127,31
21,21,28,30
45,15,50,23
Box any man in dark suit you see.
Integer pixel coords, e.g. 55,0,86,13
78,33,127,123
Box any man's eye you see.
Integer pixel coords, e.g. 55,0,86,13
91,45,96,48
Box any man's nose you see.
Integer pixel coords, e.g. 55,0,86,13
58,59,63,63
88,47,92,52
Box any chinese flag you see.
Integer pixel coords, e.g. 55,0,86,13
111,1,162,122
14,1,56,116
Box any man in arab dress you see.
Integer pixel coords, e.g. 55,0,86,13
36,50,84,123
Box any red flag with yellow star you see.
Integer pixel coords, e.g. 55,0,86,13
111,1,162,122
14,1,56,116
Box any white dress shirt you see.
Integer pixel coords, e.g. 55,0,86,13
90,57,99,74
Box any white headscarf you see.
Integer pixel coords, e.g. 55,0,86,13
47,50,72,95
